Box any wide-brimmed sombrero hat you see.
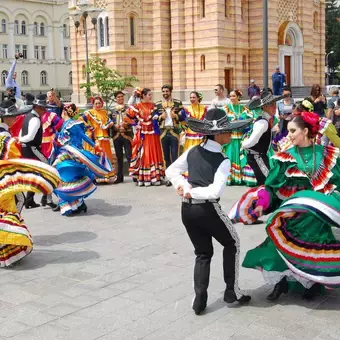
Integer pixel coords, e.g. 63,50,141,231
187,108,252,136
33,94,57,108
247,93,285,110
0,99,33,117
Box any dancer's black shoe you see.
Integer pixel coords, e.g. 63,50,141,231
52,205,61,212
302,283,322,300
25,200,40,209
77,202,88,214
192,292,207,315
267,277,288,301
46,202,57,209
224,289,251,304
165,181,172,187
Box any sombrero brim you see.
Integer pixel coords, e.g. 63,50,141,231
247,95,285,110
187,117,252,135
0,105,33,117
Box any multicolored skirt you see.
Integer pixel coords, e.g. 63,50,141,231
129,131,165,187
242,190,340,288
0,158,60,267
53,145,112,215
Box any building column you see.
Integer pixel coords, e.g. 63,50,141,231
8,22,15,59
47,25,54,60
59,26,65,61
27,24,34,60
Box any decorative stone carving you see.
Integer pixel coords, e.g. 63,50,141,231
277,0,298,23
122,0,142,9
94,0,108,9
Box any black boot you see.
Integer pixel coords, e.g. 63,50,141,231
192,292,207,315
46,202,57,209
165,180,172,187
52,205,61,212
302,283,322,300
25,200,40,209
41,195,47,207
77,202,88,214
267,277,288,301
224,289,251,304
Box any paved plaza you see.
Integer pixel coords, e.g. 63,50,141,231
0,181,339,340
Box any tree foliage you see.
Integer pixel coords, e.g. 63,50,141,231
80,57,138,109
326,0,340,83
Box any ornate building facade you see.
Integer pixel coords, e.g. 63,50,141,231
70,0,325,102
0,0,72,98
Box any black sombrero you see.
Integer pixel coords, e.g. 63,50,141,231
33,94,57,108
187,108,252,136
247,93,285,110
0,99,33,117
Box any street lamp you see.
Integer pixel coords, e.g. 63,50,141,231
326,50,334,86
263,0,269,92
69,0,103,105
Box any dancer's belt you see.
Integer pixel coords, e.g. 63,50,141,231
247,149,266,156
182,198,220,204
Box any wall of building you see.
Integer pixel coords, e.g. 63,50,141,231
71,0,326,104
0,0,72,99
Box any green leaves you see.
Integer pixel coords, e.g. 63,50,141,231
80,57,138,110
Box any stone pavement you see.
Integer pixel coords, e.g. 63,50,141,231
1,181,339,340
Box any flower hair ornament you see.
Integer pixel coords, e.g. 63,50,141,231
198,92,203,103
302,99,314,112
64,104,79,118
299,111,320,138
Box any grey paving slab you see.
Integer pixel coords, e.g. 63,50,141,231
1,182,339,340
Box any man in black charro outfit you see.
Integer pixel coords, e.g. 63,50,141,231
155,84,186,187
166,109,252,315
110,91,133,184
242,92,284,185
19,94,57,209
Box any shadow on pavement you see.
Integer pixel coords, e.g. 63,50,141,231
84,198,132,217
33,231,98,246
8,248,100,270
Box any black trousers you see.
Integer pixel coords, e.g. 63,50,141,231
161,131,179,169
181,201,242,299
21,145,52,203
247,153,270,186
113,136,132,181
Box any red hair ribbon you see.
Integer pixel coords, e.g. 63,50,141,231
300,111,320,138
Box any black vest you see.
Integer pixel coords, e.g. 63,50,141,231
249,117,272,154
187,145,225,189
21,112,42,147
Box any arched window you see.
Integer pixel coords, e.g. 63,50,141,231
242,55,247,71
82,65,86,80
69,71,73,85
21,21,26,35
129,16,135,46
225,0,231,18
227,54,231,64
63,24,67,38
1,70,8,86
99,18,104,47
40,22,45,36
21,71,28,85
105,17,109,46
200,0,206,18
33,22,38,35
14,20,19,34
40,71,47,85
314,59,318,73
313,12,318,31
1,19,6,33
200,55,206,71
131,58,137,75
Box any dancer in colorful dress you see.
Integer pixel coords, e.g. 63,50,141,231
52,104,112,216
166,109,252,315
128,88,165,186
0,99,60,266
83,96,116,183
231,111,340,300
183,91,207,152
223,89,252,185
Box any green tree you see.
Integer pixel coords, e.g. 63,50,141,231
81,57,138,110
326,0,340,84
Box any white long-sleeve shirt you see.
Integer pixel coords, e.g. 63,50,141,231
242,111,271,150
19,112,41,143
165,139,231,200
